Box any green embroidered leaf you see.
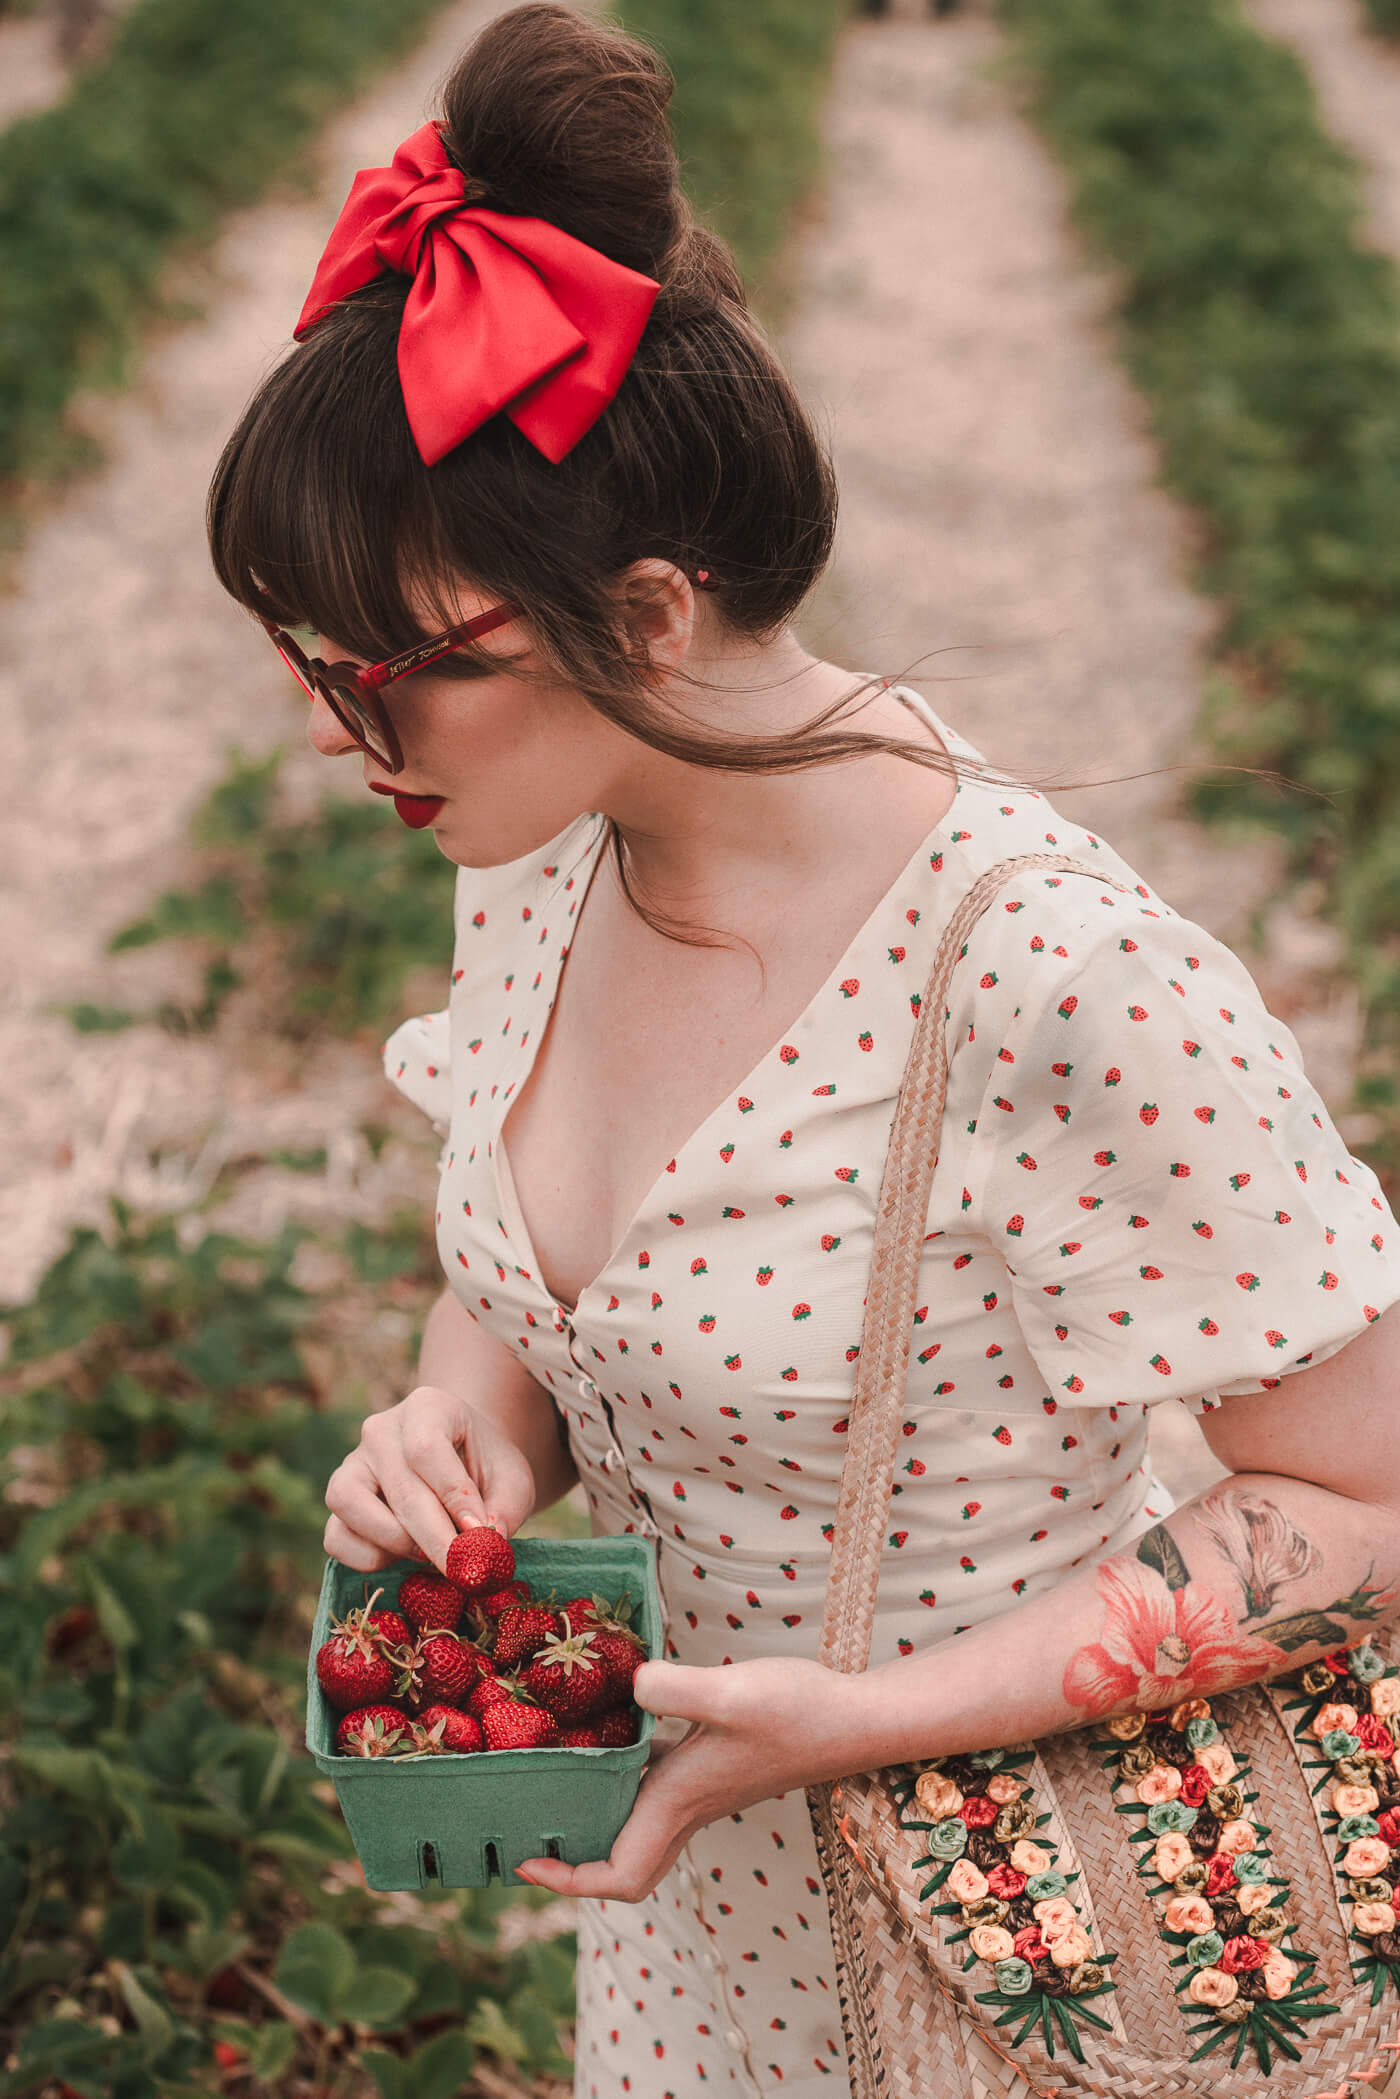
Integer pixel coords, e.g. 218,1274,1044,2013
1188,2025,1231,2062
1250,2017,1272,2078
1040,1997,1055,2057
1252,1608,1349,1652
1136,1524,1190,1591
1011,2005,1041,2049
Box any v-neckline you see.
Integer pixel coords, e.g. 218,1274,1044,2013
491,689,972,1321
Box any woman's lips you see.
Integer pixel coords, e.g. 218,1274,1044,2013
391,793,445,829
367,781,444,829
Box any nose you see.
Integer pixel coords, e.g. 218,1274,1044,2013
306,687,360,759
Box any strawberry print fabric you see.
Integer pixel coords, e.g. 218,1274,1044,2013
383,691,1400,2098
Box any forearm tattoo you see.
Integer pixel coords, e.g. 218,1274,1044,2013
1062,1493,1398,1720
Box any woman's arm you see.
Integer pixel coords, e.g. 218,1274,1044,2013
859,1300,1400,1766
514,1303,1400,1900
323,1286,579,1574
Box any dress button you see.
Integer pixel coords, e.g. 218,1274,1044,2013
702,1949,721,1971
602,1446,623,1474
578,1376,596,1399
724,2027,746,2052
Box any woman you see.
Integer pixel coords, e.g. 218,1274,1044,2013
209,8,1400,2094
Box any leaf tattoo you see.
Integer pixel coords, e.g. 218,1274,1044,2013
1255,1566,1400,1652
1135,1523,1191,1593
1194,1489,1319,1621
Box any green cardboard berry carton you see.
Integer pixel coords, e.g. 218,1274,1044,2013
305,1535,661,1889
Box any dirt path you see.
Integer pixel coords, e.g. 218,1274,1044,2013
0,0,523,1307
793,0,1400,1497
3,0,1391,1506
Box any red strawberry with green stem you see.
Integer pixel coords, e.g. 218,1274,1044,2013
519,1626,613,1721
492,1604,565,1671
409,1706,484,1754
316,1589,400,1711
336,1704,411,1756
395,1631,486,1711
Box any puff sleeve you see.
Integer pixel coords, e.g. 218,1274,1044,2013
961,884,1400,1412
382,1007,453,1136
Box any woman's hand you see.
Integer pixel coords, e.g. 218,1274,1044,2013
514,1655,868,1902
323,1385,537,1572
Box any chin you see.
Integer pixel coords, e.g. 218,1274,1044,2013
432,806,591,870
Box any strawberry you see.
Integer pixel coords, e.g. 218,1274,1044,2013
397,1570,466,1633
481,1696,562,1751
336,1704,412,1756
396,1632,487,1710
466,1672,515,1719
585,1625,647,1702
316,1589,400,1711
555,1707,640,1748
593,1707,640,1746
365,1605,413,1649
410,1705,484,1754
445,1526,516,1595
479,1578,531,1613
519,1625,613,1720
492,1604,565,1670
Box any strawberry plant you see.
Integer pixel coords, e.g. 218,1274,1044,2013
999,0,1400,1181
0,1205,577,2094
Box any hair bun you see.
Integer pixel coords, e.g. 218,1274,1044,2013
439,4,688,285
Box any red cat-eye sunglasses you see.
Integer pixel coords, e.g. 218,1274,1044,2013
260,600,520,775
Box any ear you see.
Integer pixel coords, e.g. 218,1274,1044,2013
611,559,697,676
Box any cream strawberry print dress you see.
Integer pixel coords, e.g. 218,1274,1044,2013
384,689,1400,2098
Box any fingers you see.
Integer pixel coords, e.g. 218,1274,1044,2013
632,1661,727,1722
458,1408,537,1536
324,1453,421,1562
322,1511,400,1573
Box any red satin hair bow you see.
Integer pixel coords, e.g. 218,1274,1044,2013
294,121,660,466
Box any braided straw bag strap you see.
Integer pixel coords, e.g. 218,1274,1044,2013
816,852,1114,1674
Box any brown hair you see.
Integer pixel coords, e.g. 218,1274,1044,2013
206,5,1070,944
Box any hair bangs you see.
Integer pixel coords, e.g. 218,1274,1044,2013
208,295,438,660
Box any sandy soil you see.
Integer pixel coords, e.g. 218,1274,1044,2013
3,0,1395,1508
0,0,524,1307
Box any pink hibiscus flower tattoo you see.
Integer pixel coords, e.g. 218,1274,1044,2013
1063,1558,1288,1718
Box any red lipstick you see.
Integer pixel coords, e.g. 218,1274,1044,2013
368,780,444,829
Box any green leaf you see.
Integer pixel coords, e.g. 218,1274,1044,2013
1135,1523,1191,1591
352,1964,420,2029
273,1921,356,2023
111,1962,175,2054
361,2049,406,2099
250,2021,298,2080
113,1809,181,1891
406,2030,479,2099
465,1996,529,2063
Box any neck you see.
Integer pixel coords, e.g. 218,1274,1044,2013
599,629,902,912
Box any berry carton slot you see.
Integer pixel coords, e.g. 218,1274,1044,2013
305,1533,662,1890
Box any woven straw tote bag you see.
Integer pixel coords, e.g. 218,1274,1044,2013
806,852,1400,2098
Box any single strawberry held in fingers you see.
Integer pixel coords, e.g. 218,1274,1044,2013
445,1526,516,1596
336,1704,412,1756
397,1570,466,1632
